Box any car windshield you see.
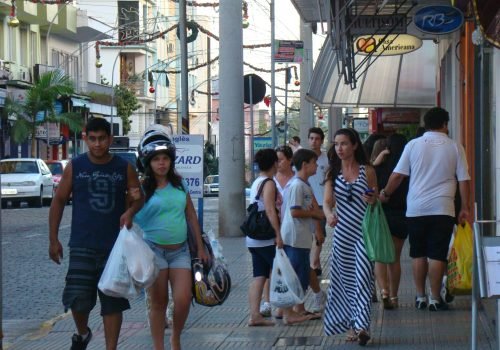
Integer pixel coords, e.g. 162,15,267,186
205,175,219,184
0,161,38,174
47,163,63,175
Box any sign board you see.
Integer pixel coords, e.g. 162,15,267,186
484,246,500,297
350,15,407,35
36,122,60,139
118,1,140,42
253,137,273,153
172,134,204,199
274,40,304,63
354,34,422,56
353,119,369,133
414,5,464,35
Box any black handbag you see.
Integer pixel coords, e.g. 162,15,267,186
240,178,277,240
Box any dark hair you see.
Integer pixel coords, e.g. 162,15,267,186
86,117,111,136
375,133,407,198
142,152,184,202
326,128,368,185
292,136,301,144
275,145,293,160
308,127,325,141
362,133,385,160
255,148,278,171
292,149,318,171
424,107,449,130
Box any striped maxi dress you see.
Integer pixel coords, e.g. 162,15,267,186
324,165,374,335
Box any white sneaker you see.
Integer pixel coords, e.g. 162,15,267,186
311,290,326,313
259,301,272,317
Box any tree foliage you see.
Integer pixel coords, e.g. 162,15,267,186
2,70,83,157
114,84,141,135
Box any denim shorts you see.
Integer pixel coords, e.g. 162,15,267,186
145,240,192,270
283,245,311,292
248,245,276,278
63,247,130,316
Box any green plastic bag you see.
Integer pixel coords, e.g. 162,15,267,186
362,201,395,263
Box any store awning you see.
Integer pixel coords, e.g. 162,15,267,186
71,97,88,107
307,36,437,108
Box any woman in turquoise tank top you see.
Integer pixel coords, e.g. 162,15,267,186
134,135,209,350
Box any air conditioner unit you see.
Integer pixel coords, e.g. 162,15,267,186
10,63,32,83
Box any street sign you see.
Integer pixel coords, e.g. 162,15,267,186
274,40,304,63
414,5,464,35
172,134,204,199
253,137,273,153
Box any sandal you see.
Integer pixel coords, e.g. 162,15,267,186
299,310,322,320
345,329,358,342
381,290,393,310
357,330,371,346
390,296,399,309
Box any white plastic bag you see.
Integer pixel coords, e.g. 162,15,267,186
98,228,138,299
122,224,159,289
270,248,305,308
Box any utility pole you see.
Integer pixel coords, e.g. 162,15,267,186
219,0,245,237
179,0,189,134
299,19,314,146
270,0,277,147
206,37,211,143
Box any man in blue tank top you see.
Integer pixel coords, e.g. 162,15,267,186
49,117,144,350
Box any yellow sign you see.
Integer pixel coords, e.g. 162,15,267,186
354,34,423,56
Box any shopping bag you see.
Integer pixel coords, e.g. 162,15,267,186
122,224,159,289
362,201,395,263
98,227,139,299
270,248,305,308
447,222,473,295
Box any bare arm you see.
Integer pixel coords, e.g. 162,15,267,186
323,179,337,227
185,193,210,263
119,164,144,229
379,172,407,202
362,165,378,205
290,196,324,220
48,162,73,264
458,180,471,224
263,180,283,248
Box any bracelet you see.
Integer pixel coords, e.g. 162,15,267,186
381,189,390,197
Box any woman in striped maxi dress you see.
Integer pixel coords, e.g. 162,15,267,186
322,128,378,346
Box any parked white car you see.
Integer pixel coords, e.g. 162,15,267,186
203,175,219,197
0,158,55,208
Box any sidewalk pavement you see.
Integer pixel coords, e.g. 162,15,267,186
7,217,497,349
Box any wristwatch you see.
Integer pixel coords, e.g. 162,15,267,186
381,189,390,197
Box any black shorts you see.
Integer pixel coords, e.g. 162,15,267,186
384,209,408,240
407,216,455,262
63,248,130,316
248,245,276,278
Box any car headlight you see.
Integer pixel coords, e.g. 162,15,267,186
19,181,37,186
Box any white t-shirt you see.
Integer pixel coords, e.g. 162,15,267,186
245,176,276,248
274,174,296,219
394,131,470,217
308,151,328,206
281,177,315,249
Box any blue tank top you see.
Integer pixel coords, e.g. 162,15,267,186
70,154,128,251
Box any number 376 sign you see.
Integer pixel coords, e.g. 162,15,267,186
172,134,204,198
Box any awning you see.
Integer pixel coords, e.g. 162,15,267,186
71,97,88,107
307,36,437,108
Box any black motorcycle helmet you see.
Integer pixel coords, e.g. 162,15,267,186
137,126,175,172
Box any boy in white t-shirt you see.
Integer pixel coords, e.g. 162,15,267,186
281,149,325,319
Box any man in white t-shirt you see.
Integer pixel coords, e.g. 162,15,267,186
307,128,328,277
288,136,303,153
380,107,470,312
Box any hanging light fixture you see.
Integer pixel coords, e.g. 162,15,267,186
242,1,249,28
8,1,20,28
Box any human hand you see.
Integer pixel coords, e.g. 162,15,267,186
198,246,211,265
49,240,63,264
362,188,377,204
458,208,470,225
326,213,338,227
120,210,134,229
275,236,284,249
315,232,325,245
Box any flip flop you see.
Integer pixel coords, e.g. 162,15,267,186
300,311,322,320
248,319,275,327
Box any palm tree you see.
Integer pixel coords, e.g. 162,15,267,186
2,70,83,157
